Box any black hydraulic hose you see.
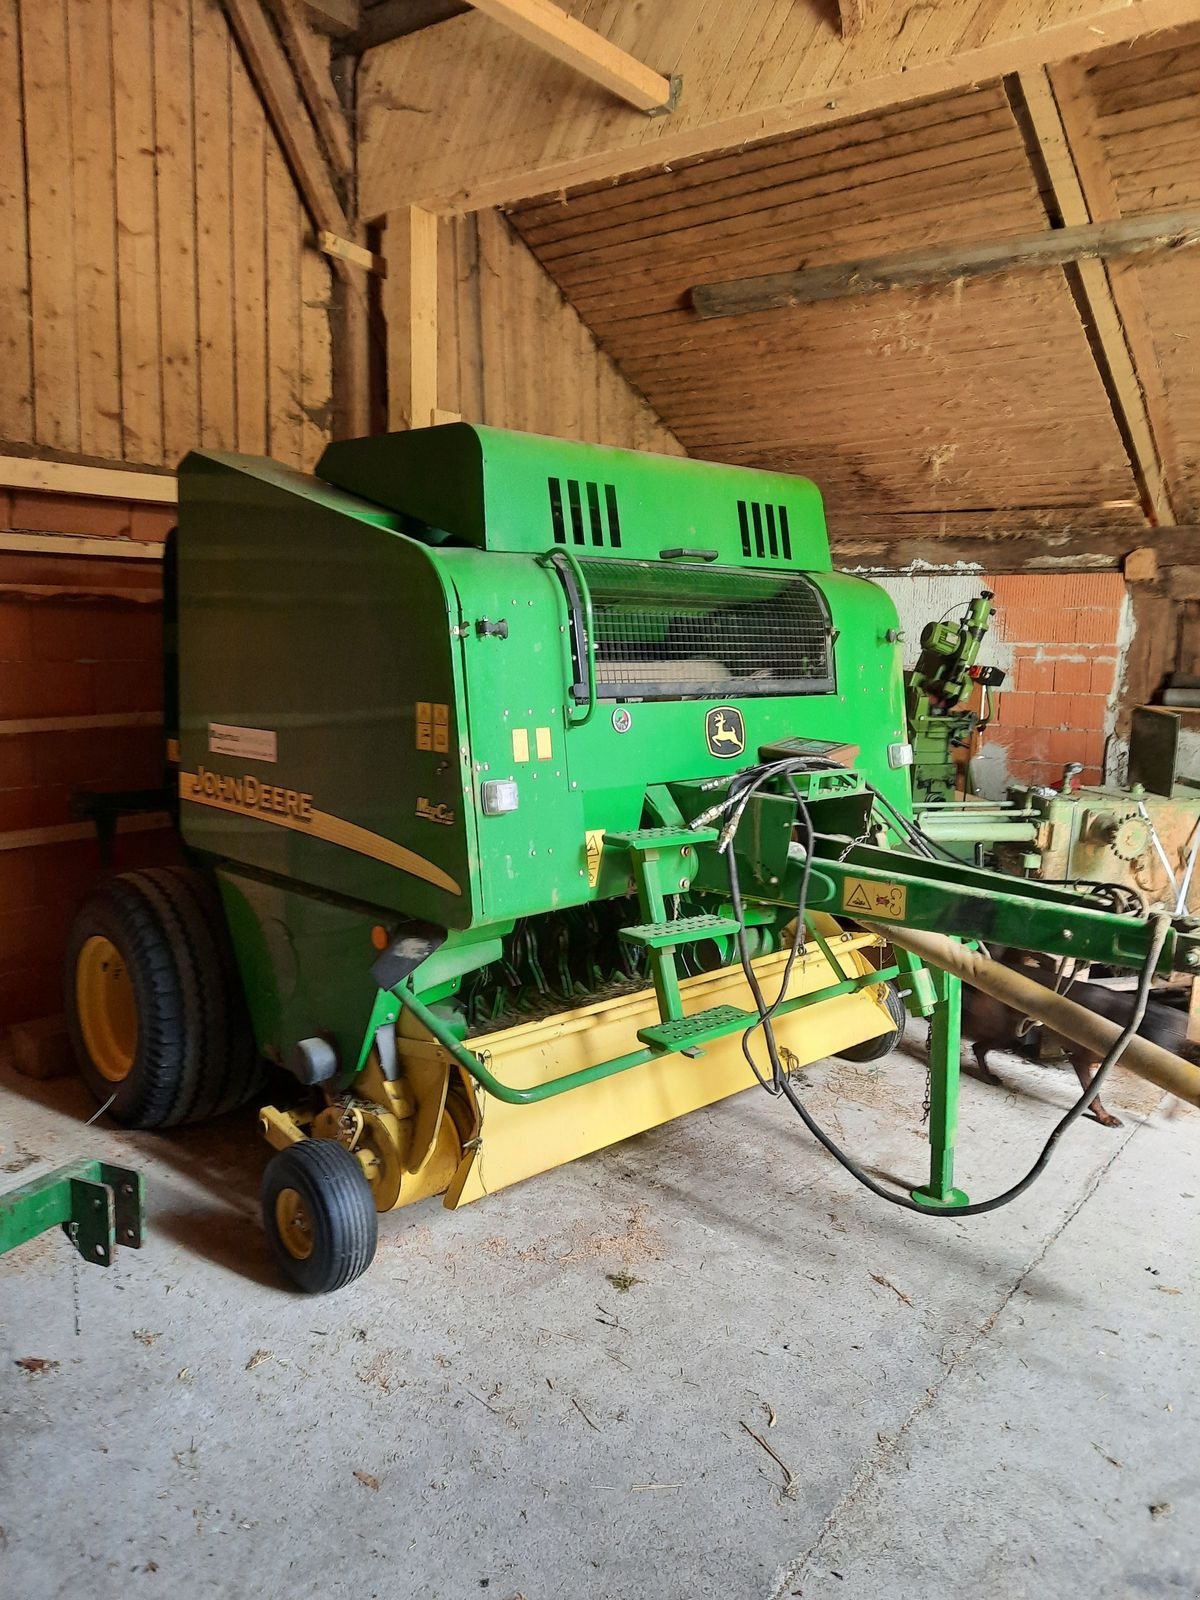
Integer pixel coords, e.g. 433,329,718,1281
719,759,1171,1217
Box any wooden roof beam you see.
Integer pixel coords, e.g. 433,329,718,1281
303,0,359,34
466,0,674,113
690,208,1200,319
223,0,351,241
266,0,354,183
833,524,1200,574
1007,68,1176,528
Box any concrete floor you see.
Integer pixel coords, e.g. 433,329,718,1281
1,1032,1196,1600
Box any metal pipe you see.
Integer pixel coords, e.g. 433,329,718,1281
394,963,898,1105
869,921,1200,1109
916,819,1039,843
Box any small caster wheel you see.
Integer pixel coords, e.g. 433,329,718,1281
261,1139,378,1294
836,981,908,1063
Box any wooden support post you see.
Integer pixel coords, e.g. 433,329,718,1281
691,207,1200,319
1011,70,1175,528
383,207,439,430
467,0,673,112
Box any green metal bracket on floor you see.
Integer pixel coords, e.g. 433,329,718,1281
0,1159,145,1267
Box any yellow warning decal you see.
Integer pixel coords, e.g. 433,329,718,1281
841,876,908,920
585,829,605,888
416,702,450,752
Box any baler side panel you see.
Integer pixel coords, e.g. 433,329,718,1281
442,549,587,921
177,452,477,929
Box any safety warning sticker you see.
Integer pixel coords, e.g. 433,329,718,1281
841,877,907,920
585,829,605,888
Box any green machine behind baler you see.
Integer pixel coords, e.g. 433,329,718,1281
63,426,1200,1292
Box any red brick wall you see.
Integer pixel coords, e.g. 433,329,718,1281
983,573,1124,789
0,486,178,1027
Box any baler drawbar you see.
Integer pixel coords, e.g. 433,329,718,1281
62,425,1200,1291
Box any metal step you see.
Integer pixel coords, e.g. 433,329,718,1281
604,825,718,852
637,1004,751,1052
620,914,741,950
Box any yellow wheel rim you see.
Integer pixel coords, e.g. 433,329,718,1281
76,935,138,1083
274,1187,315,1260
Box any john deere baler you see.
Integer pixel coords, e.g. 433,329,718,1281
64,426,1200,1293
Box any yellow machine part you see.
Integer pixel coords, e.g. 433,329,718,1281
444,927,893,1207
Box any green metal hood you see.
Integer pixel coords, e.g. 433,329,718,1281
316,423,831,571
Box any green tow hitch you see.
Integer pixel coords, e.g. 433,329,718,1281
0,1159,145,1268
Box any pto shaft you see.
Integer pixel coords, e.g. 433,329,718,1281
871,922,1200,1109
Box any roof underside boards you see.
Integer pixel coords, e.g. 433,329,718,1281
505,83,1149,545
1056,25,1200,520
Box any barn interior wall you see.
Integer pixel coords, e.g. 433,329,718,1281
0,487,176,1025
1,0,336,475
873,571,1125,797
0,0,340,1028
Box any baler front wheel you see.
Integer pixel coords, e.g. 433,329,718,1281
835,981,907,1063
261,1140,378,1294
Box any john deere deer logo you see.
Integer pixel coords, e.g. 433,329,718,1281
705,706,745,759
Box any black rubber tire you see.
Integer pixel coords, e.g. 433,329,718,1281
65,873,187,1128
835,981,908,1063
153,865,263,1117
64,866,261,1128
261,1139,378,1294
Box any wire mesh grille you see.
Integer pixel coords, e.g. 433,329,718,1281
578,559,834,701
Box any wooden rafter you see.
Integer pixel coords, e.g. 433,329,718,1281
222,0,350,244
222,0,371,436
833,525,1200,575
690,208,1200,319
1050,57,1190,529
1009,68,1175,528
466,0,673,112
266,0,353,182
361,0,1200,216
302,0,359,33
837,1,866,40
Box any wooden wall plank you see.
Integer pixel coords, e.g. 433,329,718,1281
0,0,32,444
19,0,79,454
265,142,304,465
231,53,269,455
152,0,202,464
112,0,164,464
1,0,336,471
153,0,202,463
66,0,121,461
300,243,334,467
193,0,237,450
